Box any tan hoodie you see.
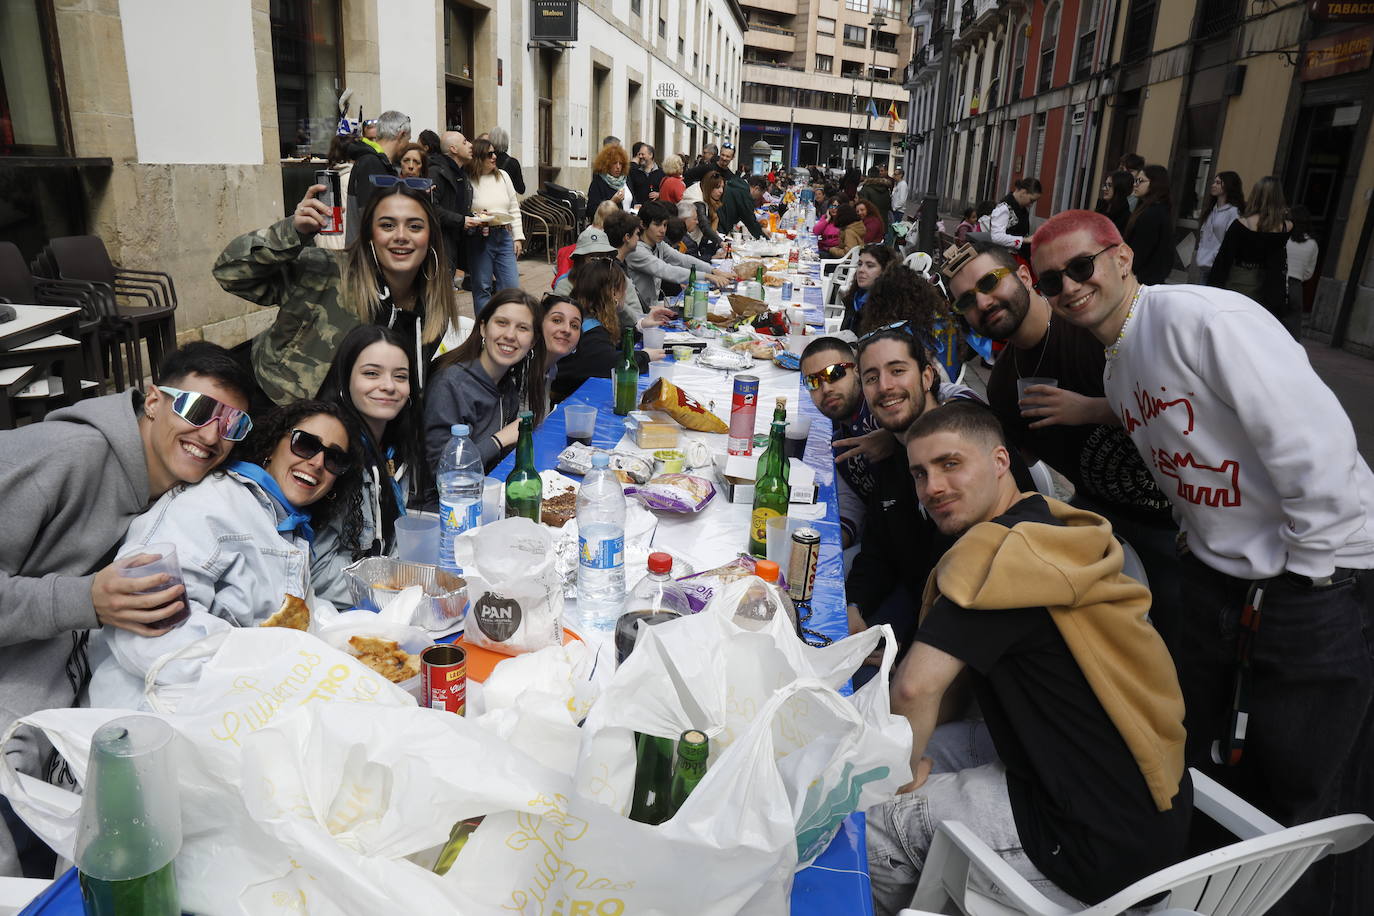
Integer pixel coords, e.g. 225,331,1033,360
920,494,1187,812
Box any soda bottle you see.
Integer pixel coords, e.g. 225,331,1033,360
503,412,541,521
576,452,626,632
616,553,690,661
749,411,791,556
629,732,675,825
667,729,709,816
733,560,782,631
613,327,638,416
437,424,483,570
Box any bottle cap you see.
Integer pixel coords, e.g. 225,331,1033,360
451,424,470,437
591,452,610,468
756,560,779,583
518,410,533,422
648,551,673,574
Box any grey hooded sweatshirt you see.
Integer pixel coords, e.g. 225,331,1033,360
423,357,521,473
0,392,151,852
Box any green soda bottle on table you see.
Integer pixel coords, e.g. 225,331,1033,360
667,729,710,817
685,266,696,317
772,397,790,486
76,717,182,916
613,326,638,416
749,408,791,557
504,411,542,521
629,732,675,825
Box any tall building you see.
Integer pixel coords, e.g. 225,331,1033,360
739,0,913,174
902,0,1374,358
0,0,744,345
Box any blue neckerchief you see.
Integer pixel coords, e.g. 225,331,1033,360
225,461,316,545
853,289,868,313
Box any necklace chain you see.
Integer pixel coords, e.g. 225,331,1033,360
1013,313,1052,380
1105,285,1144,371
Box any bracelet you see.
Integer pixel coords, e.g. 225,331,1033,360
492,434,503,451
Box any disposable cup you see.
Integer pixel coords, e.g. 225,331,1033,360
395,515,439,566
642,326,666,349
482,478,506,525
1016,376,1059,403
115,543,186,630
765,515,804,578
565,404,598,440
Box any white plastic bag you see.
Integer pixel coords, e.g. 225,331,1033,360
453,517,564,655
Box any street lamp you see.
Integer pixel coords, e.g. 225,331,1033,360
864,11,886,174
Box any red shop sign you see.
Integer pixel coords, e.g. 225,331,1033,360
1300,24,1374,80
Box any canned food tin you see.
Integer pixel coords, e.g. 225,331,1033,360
728,374,760,456
781,279,794,302
787,528,821,602
421,644,466,714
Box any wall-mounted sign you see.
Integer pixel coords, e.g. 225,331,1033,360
652,80,684,101
831,132,850,144
1301,24,1374,80
1310,0,1374,21
531,0,578,43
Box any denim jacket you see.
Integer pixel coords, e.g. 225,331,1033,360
85,469,312,710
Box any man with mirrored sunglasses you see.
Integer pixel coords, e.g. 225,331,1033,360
0,342,254,878
1032,209,1374,915
941,239,1182,650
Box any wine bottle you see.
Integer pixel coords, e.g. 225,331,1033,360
667,729,709,816
613,326,638,416
749,411,791,557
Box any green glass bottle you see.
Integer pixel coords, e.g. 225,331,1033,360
613,326,639,416
504,411,541,521
684,266,697,316
749,412,791,557
667,729,709,817
772,397,790,486
628,732,675,825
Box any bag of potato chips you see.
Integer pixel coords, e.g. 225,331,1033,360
638,378,729,434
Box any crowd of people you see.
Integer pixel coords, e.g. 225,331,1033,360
0,104,1368,916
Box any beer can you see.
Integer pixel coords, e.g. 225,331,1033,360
728,374,760,456
787,528,821,602
314,169,344,235
420,644,466,715
781,279,794,302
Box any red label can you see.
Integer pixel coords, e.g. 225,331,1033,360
421,644,466,715
315,169,344,235
728,374,760,455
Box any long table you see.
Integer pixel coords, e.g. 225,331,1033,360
489,270,871,915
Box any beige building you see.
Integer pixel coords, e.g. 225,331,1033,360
738,0,913,173
0,0,744,349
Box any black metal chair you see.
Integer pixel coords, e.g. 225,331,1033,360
0,241,111,396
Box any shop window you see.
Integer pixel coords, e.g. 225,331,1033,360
270,0,343,159
0,0,70,156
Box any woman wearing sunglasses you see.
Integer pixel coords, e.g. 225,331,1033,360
464,137,525,314
311,326,425,608
86,400,363,709
426,289,549,473
214,182,462,409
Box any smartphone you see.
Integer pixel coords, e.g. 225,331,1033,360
315,169,344,235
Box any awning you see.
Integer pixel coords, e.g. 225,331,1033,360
654,99,695,126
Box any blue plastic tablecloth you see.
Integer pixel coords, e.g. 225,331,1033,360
22,263,872,916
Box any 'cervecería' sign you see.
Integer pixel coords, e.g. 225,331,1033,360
1300,24,1374,80
1309,0,1374,21
530,0,578,42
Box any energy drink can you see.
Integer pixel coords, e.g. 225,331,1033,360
787,528,820,602
420,644,466,715
728,374,760,456
781,279,794,302
315,169,344,235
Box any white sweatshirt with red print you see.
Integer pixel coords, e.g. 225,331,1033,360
1104,284,1374,579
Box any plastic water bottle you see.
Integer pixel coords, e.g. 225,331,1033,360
576,452,626,631
625,552,690,617
437,424,483,571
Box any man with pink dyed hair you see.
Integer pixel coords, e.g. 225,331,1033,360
1031,208,1374,916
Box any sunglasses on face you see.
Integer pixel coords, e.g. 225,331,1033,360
1033,244,1118,297
951,269,1012,315
369,174,435,192
289,428,353,476
157,386,253,441
803,361,857,389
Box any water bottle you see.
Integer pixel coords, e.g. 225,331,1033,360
437,424,483,571
576,452,626,631
625,552,690,617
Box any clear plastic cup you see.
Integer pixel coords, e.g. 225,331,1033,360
115,543,186,630
564,404,598,444
481,478,506,525
642,326,665,349
394,515,439,566
1016,376,1059,403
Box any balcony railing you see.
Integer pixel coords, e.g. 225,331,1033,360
1196,0,1243,39
749,23,795,36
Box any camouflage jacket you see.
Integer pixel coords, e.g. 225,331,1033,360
213,219,359,404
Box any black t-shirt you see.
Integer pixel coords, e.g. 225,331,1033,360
916,494,1190,903
986,319,1172,524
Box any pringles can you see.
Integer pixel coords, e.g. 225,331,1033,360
420,644,466,714
787,528,821,602
728,374,760,456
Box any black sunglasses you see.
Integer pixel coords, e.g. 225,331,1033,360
1034,245,1118,297
802,362,857,390
289,429,353,476
951,268,1012,316
370,174,435,192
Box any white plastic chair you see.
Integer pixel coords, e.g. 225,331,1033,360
900,768,1374,916
1028,460,1056,498
905,251,935,279
820,245,861,309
